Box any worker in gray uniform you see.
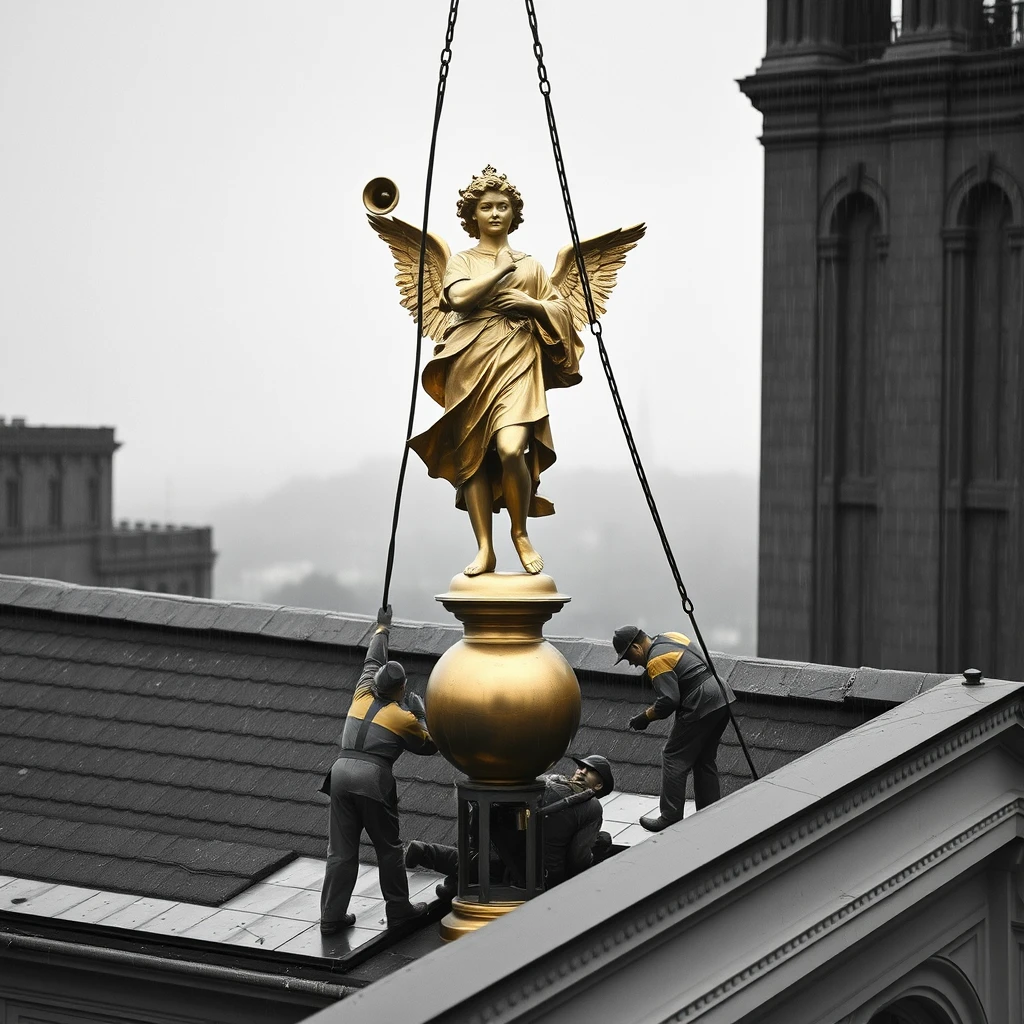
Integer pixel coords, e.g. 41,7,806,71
319,605,438,934
613,624,736,832
405,753,615,891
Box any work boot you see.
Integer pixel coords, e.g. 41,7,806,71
404,841,428,869
639,813,680,833
386,900,429,928
320,913,356,934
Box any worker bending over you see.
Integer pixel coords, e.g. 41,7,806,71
613,625,736,832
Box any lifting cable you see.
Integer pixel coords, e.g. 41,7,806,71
379,0,758,784
522,0,759,782
380,0,461,612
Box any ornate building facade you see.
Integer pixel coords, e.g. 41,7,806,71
741,0,1024,676
0,419,215,596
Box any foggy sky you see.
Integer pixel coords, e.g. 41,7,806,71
0,1,766,523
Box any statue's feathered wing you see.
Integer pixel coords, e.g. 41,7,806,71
549,224,647,331
367,214,454,342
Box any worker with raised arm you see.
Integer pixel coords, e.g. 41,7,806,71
319,605,438,934
612,625,736,832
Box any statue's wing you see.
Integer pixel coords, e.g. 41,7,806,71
549,223,647,331
367,213,453,342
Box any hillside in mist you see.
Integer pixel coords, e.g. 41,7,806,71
211,465,758,654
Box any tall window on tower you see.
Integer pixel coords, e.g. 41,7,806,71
816,190,884,667
48,477,63,529
88,477,101,526
942,180,1019,677
4,479,21,531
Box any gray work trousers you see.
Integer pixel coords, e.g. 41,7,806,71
320,782,409,925
660,704,731,822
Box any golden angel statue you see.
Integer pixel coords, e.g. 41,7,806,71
369,165,644,577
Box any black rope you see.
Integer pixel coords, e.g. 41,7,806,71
523,0,758,782
381,0,460,610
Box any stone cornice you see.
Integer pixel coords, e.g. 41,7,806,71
758,108,1024,149
0,427,120,456
740,47,1024,148
741,46,1024,106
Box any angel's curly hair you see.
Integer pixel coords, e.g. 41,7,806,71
457,165,524,239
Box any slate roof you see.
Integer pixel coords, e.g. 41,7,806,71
0,574,950,906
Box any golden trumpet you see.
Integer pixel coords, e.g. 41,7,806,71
362,177,399,215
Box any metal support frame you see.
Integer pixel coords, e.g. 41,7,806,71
455,779,545,905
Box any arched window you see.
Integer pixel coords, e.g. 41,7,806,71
868,1000,953,1023
816,187,886,666
852,956,987,1024
942,170,1023,677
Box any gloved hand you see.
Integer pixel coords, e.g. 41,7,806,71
628,712,650,732
407,692,426,720
377,604,393,628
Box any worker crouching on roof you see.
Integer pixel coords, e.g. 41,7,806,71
405,754,615,892
319,605,438,934
612,625,736,832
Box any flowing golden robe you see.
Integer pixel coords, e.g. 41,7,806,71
408,248,584,516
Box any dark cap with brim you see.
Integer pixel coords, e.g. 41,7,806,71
612,624,642,665
373,660,407,698
571,754,614,798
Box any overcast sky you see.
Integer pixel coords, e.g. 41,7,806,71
0,1,767,522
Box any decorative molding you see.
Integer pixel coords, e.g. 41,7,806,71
844,955,989,1024
944,160,1024,230
663,801,1020,1022
819,172,890,238
464,699,1024,1024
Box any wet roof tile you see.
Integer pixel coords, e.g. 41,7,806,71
11,580,73,611
161,600,226,632
847,665,951,703
307,615,376,648
207,603,281,635
0,577,33,605
258,607,327,643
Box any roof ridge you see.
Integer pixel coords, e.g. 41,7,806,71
0,574,957,704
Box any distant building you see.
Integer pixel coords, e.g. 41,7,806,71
0,418,215,596
741,0,1024,677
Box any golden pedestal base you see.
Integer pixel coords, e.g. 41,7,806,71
439,897,524,941
425,572,581,784
426,572,582,942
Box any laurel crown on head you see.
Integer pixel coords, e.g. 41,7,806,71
457,165,525,238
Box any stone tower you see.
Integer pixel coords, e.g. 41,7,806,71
740,1,1024,676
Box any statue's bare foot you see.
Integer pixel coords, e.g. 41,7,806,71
512,534,544,575
464,548,497,576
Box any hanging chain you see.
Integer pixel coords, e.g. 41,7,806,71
381,0,460,611
523,0,758,780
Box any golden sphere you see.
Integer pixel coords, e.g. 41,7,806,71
425,573,582,783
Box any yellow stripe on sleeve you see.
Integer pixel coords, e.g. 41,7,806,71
647,649,684,678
